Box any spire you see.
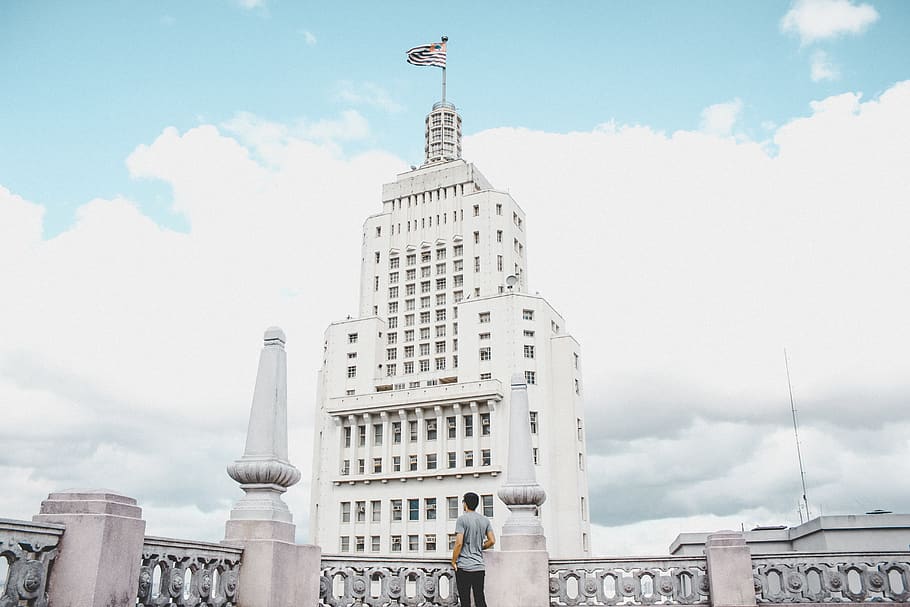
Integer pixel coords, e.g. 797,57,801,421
226,327,301,524
497,373,547,550
424,102,462,165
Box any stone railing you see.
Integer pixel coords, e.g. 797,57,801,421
136,535,243,607
0,518,64,606
320,555,459,607
549,557,711,606
752,552,910,603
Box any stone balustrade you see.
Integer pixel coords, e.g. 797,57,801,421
137,536,243,607
0,518,64,606
751,552,910,603
320,555,459,607
549,556,711,606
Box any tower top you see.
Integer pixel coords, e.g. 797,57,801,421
423,101,462,165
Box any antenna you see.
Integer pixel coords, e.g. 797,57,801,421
785,348,811,522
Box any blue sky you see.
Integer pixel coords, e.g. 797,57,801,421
2,1,909,554
2,1,908,235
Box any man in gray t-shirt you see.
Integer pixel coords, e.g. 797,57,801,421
451,492,495,607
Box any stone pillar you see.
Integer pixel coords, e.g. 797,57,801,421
33,490,146,607
487,374,549,607
497,374,546,550
224,327,320,607
704,531,757,607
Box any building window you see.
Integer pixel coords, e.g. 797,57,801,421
578,453,584,470
480,412,491,435
575,379,581,395
435,357,446,370
522,309,534,320
524,330,535,338
388,317,398,329
404,345,414,358
435,341,446,354
371,536,381,552
420,311,431,324
436,263,446,275
420,327,431,340
496,229,503,242
358,425,366,447
524,345,535,359
389,287,399,300
425,534,437,551
374,424,383,445
387,332,397,344
407,254,416,266
436,248,446,260
447,496,459,519
425,498,437,520
496,203,502,215
447,416,457,438
525,370,537,385
346,389,355,396
343,426,352,447
426,419,437,441
464,415,474,437
371,500,381,522
357,459,365,474
390,257,400,269
481,449,491,466
386,363,397,377
436,278,446,290
355,536,365,552
454,274,463,287
405,313,415,325
480,372,492,380
408,420,418,442
422,250,432,263
390,271,399,283
436,293,446,306
581,497,587,521
479,312,490,323
408,535,419,551
533,447,540,465
479,347,491,361
426,453,437,470
447,451,457,469
482,495,494,517
340,502,351,523
341,459,350,475
473,205,480,217
392,500,402,521
373,458,382,473
391,535,402,552
497,255,503,271
419,359,430,372
464,450,474,467
436,309,446,322
393,422,402,444
448,534,457,550
340,536,350,552
474,256,481,272
530,411,538,434
577,418,584,440
409,455,418,471
454,244,463,256
408,499,419,521
403,361,414,374
393,456,401,472
348,333,358,344
355,501,366,522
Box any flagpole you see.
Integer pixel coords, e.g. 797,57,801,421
441,36,448,104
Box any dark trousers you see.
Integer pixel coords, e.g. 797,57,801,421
455,569,487,607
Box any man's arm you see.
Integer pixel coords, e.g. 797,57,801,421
483,529,495,550
451,532,464,569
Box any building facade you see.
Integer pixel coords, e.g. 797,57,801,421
309,101,591,558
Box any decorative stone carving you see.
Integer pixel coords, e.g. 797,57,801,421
549,558,711,606
136,536,242,607
227,327,301,524
752,555,910,603
0,519,62,607
320,559,458,607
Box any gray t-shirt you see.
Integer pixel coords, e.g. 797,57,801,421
455,511,493,572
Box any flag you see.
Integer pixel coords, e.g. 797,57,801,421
406,41,447,68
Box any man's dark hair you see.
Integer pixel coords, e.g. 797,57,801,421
463,492,480,511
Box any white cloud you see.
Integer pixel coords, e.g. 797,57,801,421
300,109,371,141
699,98,743,137
334,81,404,114
237,0,266,9
302,30,317,46
2,81,910,553
810,50,840,81
781,0,880,44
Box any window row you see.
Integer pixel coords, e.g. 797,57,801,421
343,415,491,449
340,495,494,525
339,448,493,476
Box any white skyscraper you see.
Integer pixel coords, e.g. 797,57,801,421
309,99,591,558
